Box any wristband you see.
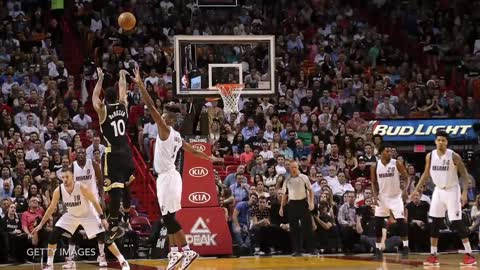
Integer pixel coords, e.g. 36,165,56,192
99,214,106,219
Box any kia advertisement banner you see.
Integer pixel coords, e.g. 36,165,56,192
177,207,233,255
182,136,219,208
369,119,479,142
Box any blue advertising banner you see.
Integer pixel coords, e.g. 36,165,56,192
369,119,479,142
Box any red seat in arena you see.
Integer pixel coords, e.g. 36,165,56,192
213,165,225,174
224,155,240,166
130,216,152,237
128,105,144,128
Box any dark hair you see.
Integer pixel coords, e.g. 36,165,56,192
378,144,391,154
435,130,449,140
104,87,117,104
258,195,267,201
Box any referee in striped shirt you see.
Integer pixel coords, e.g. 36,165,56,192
279,161,315,256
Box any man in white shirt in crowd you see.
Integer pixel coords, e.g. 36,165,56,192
26,139,43,164
45,132,68,154
20,115,40,135
72,106,92,130
143,120,158,162
59,121,76,145
14,103,39,128
331,172,354,197
86,136,106,160
375,95,397,118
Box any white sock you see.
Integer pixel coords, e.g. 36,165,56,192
47,255,54,266
375,243,381,249
115,254,125,264
98,243,105,256
182,244,190,251
171,246,178,253
403,240,409,247
463,242,472,254
254,247,260,252
67,244,75,260
431,246,437,255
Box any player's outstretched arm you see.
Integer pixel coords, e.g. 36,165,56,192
396,160,410,197
370,163,379,204
92,68,106,121
118,69,129,105
32,187,60,233
132,66,170,140
453,152,473,205
414,153,431,194
182,140,222,162
80,183,109,229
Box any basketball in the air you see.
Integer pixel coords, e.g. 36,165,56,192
118,12,136,30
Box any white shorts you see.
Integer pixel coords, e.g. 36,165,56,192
156,169,182,216
55,213,104,239
375,194,405,219
429,184,462,221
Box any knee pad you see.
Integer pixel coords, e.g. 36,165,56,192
396,218,408,237
430,218,443,238
375,217,385,238
450,220,470,239
163,212,182,234
48,227,71,245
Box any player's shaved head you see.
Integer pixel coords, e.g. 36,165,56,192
162,111,177,126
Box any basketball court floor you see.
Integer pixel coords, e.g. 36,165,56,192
2,254,479,270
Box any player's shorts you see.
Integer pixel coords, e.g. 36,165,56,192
55,212,104,239
156,169,182,216
375,194,405,219
103,146,134,191
429,184,462,221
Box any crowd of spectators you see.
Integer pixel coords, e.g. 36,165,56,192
0,0,480,262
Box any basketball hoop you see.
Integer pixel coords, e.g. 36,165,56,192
215,83,244,115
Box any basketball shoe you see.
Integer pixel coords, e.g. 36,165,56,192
167,252,184,270
179,250,199,270
423,255,440,266
460,254,477,266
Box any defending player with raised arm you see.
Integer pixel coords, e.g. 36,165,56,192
132,66,210,270
131,66,222,163
413,130,476,266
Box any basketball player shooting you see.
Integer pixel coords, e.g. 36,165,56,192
131,67,222,270
92,68,134,243
370,145,410,259
32,169,130,270
414,130,476,266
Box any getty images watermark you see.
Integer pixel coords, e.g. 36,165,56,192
27,247,97,257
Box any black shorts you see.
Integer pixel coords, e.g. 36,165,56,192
103,146,134,191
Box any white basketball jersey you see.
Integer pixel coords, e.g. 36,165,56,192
61,182,91,218
154,126,183,174
73,159,98,198
430,149,458,188
376,158,402,197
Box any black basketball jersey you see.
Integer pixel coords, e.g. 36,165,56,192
100,103,129,150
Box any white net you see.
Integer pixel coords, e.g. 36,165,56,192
216,84,244,115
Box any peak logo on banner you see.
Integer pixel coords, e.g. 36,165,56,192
189,167,208,177
192,144,206,152
188,192,211,204
186,217,217,246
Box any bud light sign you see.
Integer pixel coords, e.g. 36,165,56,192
369,119,478,142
